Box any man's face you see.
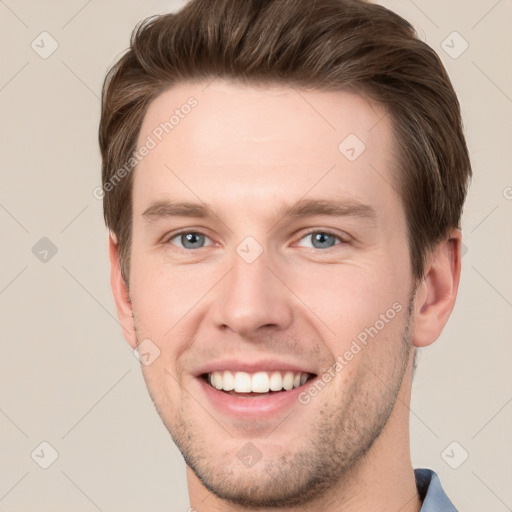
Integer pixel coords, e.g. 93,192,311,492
126,80,416,507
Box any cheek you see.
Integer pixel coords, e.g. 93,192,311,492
285,257,407,341
130,255,202,335
129,258,213,379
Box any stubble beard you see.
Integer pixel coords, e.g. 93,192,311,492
136,298,414,509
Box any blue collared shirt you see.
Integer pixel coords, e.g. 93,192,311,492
416,468,458,511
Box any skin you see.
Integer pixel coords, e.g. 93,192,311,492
109,80,461,511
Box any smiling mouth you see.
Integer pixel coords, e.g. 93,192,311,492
201,370,316,396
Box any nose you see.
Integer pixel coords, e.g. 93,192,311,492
209,247,294,337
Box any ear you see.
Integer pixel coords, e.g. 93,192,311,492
412,229,462,348
108,232,137,348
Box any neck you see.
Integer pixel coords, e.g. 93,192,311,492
188,353,422,512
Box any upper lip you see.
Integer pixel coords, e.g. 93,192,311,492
194,358,317,377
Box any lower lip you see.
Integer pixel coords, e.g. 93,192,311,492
197,377,312,419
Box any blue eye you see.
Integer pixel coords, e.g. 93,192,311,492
169,232,212,249
167,230,343,250
298,231,341,249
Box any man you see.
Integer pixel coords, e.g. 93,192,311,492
99,0,471,510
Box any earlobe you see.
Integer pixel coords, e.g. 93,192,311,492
412,229,462,348
108,233,137,348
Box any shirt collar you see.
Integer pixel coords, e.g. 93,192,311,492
415,468,458,512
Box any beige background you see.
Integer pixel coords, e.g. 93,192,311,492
1,1,511,510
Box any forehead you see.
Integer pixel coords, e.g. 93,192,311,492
133,80,399,218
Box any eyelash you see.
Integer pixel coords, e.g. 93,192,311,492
164,229,347,250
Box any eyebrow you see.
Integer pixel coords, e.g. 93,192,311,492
280,198,376,222
142,201,211,220
142,198,376,223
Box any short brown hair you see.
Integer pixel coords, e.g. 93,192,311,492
99,0,471,285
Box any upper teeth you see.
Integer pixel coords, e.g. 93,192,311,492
209,371,308,393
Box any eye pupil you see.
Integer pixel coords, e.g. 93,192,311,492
312,232,336,249
181,232,204,249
